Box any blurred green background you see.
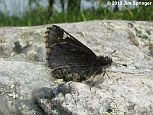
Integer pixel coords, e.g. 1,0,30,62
0,0,152,26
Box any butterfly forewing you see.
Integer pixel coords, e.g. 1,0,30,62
45,25,97,68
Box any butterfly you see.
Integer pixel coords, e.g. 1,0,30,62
45,25,113,82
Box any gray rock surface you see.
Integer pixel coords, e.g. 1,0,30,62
0,20,153,115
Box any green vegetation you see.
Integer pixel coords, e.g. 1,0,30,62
0,1,152,26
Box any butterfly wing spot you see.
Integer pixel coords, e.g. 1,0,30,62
63,32,70,39
45,25,65,48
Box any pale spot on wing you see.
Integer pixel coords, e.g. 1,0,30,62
63,32,70,39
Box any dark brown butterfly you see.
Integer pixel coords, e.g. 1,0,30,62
45,25,113,82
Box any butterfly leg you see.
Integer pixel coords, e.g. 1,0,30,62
102,68,111,80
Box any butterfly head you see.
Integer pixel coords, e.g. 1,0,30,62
97,50,116,68
97,56,112,67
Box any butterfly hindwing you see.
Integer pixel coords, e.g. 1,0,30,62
51,65,94,82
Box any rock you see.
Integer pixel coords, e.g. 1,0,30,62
27,50,38,61
0,58,52,115
0,20,153,115
33,78,153,115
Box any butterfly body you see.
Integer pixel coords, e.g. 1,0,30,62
45,25,112,82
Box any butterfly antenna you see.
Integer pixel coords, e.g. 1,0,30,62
107,50,116,57
113,62,127,67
